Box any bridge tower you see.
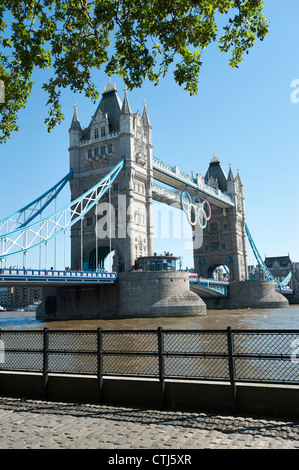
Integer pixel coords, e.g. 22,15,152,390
68,80,154,272
193,156,248,281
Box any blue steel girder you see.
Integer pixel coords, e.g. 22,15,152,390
0,267,117,285
0,157,125,259
245,223,293,288
0,169,73,235
190,278,229,297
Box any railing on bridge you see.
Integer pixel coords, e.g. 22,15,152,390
275,285,294,295
0,268,117,284
189,275,229,296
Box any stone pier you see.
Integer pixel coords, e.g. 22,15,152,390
118,271,206,318
195,280,289,310
36,271,206,320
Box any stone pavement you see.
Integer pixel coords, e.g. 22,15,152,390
0,396,299,449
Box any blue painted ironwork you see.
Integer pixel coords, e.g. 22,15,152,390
190,277,229,296
245,223,293,289
0,268,117,284
0,157,125,258
0,169,73,234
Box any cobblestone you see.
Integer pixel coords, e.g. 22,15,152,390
0,397,299,449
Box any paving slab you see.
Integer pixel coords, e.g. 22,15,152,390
0,397,299,450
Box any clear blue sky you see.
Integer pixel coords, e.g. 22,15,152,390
1,1,299,271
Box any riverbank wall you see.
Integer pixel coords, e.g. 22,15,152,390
1,372,299,420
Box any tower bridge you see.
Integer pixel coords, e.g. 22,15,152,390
0,80,292,317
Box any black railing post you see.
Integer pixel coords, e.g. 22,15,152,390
158,327,165,410
43,328,49,398
227,326,237,415
97,327,103,404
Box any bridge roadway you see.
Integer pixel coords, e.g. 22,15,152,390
0,268,229,294
0,268,117,286
0,268,293,299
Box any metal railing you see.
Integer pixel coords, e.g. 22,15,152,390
0,268,117,283
1,327,299,411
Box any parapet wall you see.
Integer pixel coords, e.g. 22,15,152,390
1,373,299,419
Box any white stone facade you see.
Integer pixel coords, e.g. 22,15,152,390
69,83,154,272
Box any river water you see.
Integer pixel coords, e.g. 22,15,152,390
1,304,299,331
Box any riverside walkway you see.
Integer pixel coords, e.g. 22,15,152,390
0,397,299,449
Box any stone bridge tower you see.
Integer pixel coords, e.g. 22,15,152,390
68,80,154,272
193,156,248,281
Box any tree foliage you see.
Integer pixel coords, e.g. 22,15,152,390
0,0,268,143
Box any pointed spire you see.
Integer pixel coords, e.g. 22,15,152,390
142,98,151,127
227,161,234,181
121,86,132,114
235,167,243,185
70,101,81,130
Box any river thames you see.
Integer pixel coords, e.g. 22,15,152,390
1,304,299,331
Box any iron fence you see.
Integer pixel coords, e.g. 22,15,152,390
1,327,299,410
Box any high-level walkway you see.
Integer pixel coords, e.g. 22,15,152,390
0,397,298,449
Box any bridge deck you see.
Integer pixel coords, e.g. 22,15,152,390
0,268,117,286
189,278,229,297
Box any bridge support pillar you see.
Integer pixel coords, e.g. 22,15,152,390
195,280,289,310
118,271,206,317
36,272,206,320
36,284,118,320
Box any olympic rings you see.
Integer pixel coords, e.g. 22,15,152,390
181,191,211,228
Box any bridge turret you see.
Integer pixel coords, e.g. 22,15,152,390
194,158,248,281
142,98,154,256
119,86,134,150
69,102,82,173
68,80,154,272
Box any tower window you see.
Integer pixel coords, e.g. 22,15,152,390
94,128,99,139
101,127,106,137
108,144,113,154
210,222,219,232
86,217,93,227
101,146,106,154
211,242,220,251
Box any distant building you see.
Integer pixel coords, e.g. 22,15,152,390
0,286,42,309
264,255,292,282
0,287,11,307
